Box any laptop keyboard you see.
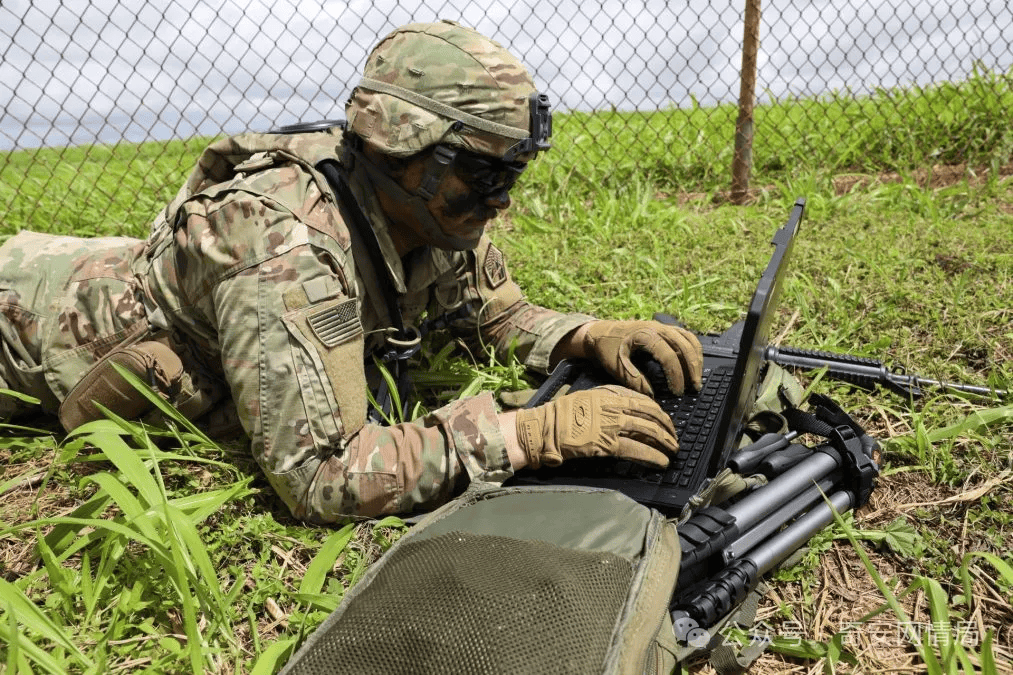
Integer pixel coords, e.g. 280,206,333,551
619,366,734,487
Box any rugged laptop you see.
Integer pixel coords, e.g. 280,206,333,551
506,197,806,513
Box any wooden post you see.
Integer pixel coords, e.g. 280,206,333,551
731,0,761,204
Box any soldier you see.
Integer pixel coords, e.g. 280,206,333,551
0,21,702,522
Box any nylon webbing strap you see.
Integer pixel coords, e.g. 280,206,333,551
358,77,529,140
316,159,412,423
782,393,867,440
706,583,770,675
317,160,403,334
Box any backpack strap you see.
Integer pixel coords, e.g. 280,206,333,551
783,392,880,458
315,157,478,425
704,582,770,675
316,158,420,423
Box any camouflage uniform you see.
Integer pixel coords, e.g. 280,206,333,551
0,127,592,522
0,21,602,522
0,233,150,418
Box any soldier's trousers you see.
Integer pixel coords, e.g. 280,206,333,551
0,231,192,423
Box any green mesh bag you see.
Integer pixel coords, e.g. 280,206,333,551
279,365,817,675
279,485,681,675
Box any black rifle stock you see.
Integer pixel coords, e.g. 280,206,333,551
764,344,1009,401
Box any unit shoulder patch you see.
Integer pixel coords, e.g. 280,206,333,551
483,243,508,289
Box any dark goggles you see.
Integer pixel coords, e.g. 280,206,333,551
453,150,527,196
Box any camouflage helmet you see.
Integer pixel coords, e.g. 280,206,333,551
346,20,551,161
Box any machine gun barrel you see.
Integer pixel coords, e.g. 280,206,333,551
765,345,1009,400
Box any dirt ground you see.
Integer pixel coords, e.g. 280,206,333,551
702,161,1013,210
832,162,1013,200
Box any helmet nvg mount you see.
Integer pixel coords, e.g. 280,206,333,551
345,20,552,163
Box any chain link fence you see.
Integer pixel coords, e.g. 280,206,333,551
1,0,1012,229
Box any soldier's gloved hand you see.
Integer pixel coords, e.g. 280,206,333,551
514,385,679,469
582,320,704,396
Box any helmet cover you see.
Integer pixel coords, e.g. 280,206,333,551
346,20,548,160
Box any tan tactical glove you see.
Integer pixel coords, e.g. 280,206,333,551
515,385,679,469
582,320,704,396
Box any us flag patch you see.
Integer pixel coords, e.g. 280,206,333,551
307,298,361,347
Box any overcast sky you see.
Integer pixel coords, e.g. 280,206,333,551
1,0,1010,150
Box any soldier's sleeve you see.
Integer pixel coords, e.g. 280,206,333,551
444,237,595,374
213,243,514,518
206,230,511,522
302,392,510,519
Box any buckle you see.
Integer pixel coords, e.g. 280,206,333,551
379,325,422,362
416,145,457,200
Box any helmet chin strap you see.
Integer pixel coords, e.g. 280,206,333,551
348,146,481,252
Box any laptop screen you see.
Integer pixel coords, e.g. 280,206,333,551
720,196,806,460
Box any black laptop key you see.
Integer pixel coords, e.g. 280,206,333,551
647,365,735,490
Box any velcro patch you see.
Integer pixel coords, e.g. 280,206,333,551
483,244,508,289
302,276,340,304
308,298,361,347
359,107,378,138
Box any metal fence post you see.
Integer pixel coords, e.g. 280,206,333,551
731,0,762,204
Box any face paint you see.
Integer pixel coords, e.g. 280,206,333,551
427,177,498,246
353,145,520,253
441,185,499,221
424,149,525,242
352,148,479,251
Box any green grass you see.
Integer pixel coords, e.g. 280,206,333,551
0,137,207,238
3,66,1012,233
528,65,1013,197
1,70,1012,673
